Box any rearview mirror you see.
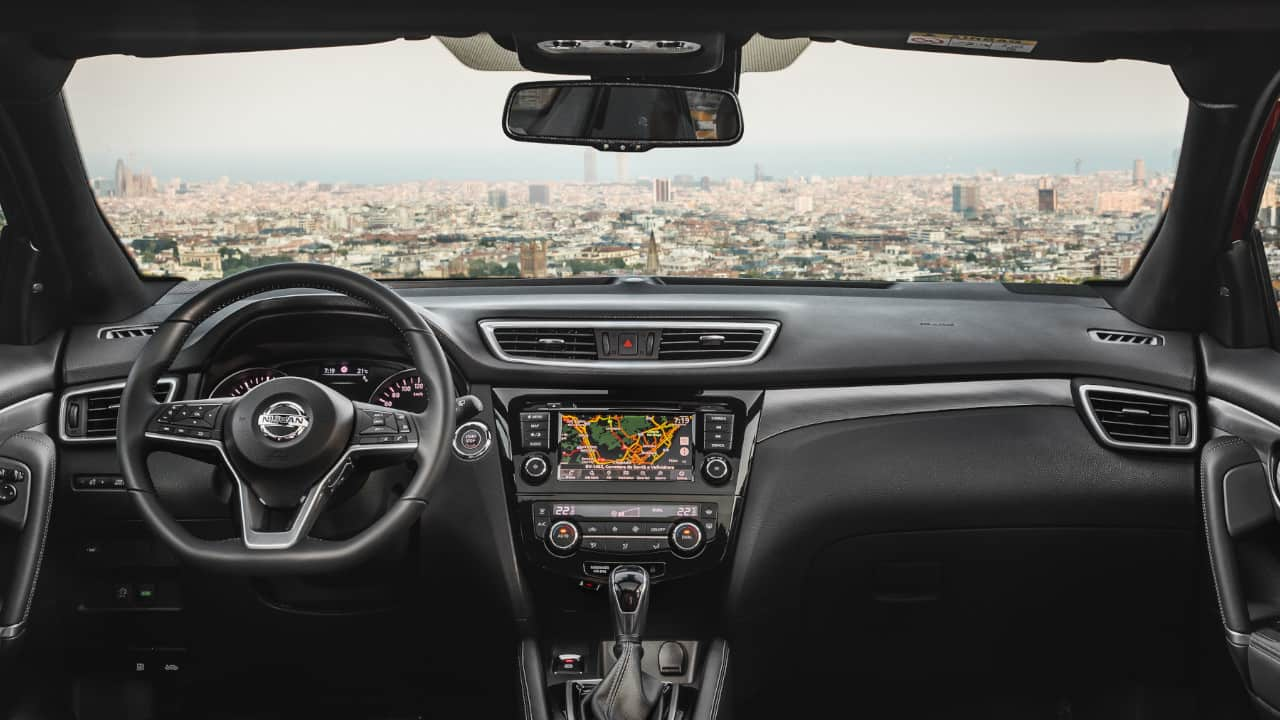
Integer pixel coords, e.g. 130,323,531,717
503,81,743,151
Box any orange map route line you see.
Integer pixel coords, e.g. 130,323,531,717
561,414,680,466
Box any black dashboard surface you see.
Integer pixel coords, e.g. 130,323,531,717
59,280,1196,392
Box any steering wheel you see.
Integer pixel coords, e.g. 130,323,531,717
116,264,455,574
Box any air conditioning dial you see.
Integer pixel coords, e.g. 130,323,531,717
548,520,580,554
670,521,704,555
700,454,732,485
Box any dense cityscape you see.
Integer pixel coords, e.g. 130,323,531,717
93,151,1187,283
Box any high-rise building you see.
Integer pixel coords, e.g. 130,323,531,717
584,150,598,184
645,231,661,275
753,163,765,183
487,188,509,210
519,239,549,278
653,178,672,203
1133,158,1146,185
616,155,628,183
700,176,713,192
528,184,551,205
1038,187,1058,213
1037,178,1058,213
952,184,980,219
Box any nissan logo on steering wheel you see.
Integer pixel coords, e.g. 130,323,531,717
256,401,311,442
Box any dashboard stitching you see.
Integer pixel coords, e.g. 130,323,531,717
1201,435,1249,634
711,640,728,719
518,642,533,720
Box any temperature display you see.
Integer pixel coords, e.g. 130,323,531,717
550,503,699,520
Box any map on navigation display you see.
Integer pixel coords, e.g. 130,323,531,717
557,413,695,481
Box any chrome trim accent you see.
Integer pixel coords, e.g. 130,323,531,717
1078,384,1198,452
1087,328,1163,346
59,379,179,444
0,621,25,639
97,323,159,340
478,319,779,369
537,39,703,55
142,431,416,550
453,420,493,461
1226,628,1251,647
758,379,1073,441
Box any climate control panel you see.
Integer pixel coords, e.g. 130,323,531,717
519,496,731,583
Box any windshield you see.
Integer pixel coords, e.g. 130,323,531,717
65,39,1187,283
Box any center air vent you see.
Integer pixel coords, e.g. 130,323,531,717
658,327,767,361
479,320,778,368
61,379,178,443
1078,384,1196,452
1088,329,1163,346
98,324,159,340
489,327,598,361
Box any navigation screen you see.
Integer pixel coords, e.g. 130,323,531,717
557,412,695,481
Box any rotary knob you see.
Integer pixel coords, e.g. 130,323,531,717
670,521,704,555
548,520,580,553
701,454,732,485
522,453,550,484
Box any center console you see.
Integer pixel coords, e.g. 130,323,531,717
494,390,759,585
495,389,760,720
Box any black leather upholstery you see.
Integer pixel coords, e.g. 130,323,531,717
590,642,663,720
0,431,56,645
1201,435,1260,635
691,638,731,720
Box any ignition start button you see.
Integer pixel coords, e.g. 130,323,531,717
452,421,492,461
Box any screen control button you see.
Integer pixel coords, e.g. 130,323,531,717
522,454,551,484
701,455,732,485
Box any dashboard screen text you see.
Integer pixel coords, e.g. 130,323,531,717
557,412,695,481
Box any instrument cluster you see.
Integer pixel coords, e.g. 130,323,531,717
207,359,428,412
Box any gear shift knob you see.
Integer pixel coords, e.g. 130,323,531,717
608,565,650,646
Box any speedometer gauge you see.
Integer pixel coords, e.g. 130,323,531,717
369,369,429,412
208,367,286,398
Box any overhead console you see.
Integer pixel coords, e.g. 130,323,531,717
493,389,760,584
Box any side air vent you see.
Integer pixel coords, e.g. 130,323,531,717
479,320,779,368
1088,329,1163,346
1078,384,1196,452
658,327,767,361
61,379,178,443
98,324,159,340
489,327,599,361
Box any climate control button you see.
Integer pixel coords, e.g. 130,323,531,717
670,521,704,554
548,520,580,553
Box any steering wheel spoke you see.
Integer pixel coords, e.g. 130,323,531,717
235,456,355,550
349,401,421,459
143,397,235,453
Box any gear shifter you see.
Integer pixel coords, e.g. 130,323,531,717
590,565,663,720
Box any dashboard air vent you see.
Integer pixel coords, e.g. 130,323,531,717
1078,384,1196,452
61,379,178,442
1088,329,1163,346
490,327,598,361
98,324,159,340
658,327,767,361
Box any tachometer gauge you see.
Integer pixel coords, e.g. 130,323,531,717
369,369,429,412
208,367,286,398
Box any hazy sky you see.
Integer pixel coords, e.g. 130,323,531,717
64,38,1189,182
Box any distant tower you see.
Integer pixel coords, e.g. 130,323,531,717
584,150,598,184
1074,158,1082,175
114,158,128,197
1132,158,1146,185
753,163,765,182
951,183,980,219
645,231,661,275
653,178,672,203
528,184,551,205
487,188,509,210
616,155,629,183
1037,178,1058,213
